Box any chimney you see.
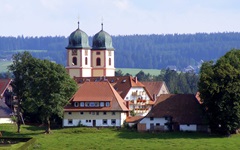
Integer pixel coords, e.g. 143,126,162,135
135,76,138,83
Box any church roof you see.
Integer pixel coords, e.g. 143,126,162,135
66,22,90,49
92,23,114,50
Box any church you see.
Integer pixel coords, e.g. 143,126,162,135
65,22,115,78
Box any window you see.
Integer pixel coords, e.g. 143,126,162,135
94,102,99,107
80,102,84,107
111,119,116,125
106,102,110,107
68,112,72,115
156,123,160,126
90,102,95,107
96,52,100,55
89,120,91,123
109,58,111,66
92,112,95,115
85,102,90,107
96,112,99,115
112,112,115,115
72,57,77,65
96,58,101,66
86,120,88,123
108,51,111,56
68,119,73,124
74,102,79,107
100,102,104,107
150,117,154,121
103,119,107,124
85,57,88,65
80,112,84,115
103,112,107,115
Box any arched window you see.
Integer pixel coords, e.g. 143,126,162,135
96,58,101,66
72,57,77,65
109,58,111,66
85,57,88,65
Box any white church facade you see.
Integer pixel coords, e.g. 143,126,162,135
65,22,115,78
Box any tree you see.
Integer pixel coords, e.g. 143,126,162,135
8,52,78,133
198,49,240,135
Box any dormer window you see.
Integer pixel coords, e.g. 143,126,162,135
80,102,84,107
106,102,110,107
100,102,104,107
74,102,79,107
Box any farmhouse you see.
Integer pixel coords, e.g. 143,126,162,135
0,79,13,124
138,94,208,132
141,81,169,98
74,76,156,116
63,81,129,127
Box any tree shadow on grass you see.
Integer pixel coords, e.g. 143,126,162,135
23,125,45,132
115,129,219,140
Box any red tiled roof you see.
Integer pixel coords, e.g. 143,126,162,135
145,94,206,124
74,76,145,99
126,116,144,123
142,81,169,97
0,79,11,97
64,81,129,112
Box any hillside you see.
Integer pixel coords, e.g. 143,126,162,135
1,32,240,71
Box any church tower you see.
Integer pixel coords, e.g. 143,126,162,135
91,23,115,77
65,22,92,78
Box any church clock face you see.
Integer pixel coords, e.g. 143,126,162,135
72,49,77,55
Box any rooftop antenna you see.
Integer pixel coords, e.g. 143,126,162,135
77,15,80,29
101,17,103,30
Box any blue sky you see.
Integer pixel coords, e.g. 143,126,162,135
1,0,240,37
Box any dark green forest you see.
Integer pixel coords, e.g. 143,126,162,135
1,32,240,71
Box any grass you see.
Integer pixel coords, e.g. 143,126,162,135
0,61,12,72
117,68,161,76
1,124,240,150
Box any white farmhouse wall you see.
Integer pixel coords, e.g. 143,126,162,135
120,112,127,126
63,119,122,127
124,87,150,101
139,117,168,130
0,118,12,124
180,125,197,131
63,111,127,127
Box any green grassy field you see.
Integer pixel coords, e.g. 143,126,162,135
0,61,12,72
116,68,161,76
1,124,240,150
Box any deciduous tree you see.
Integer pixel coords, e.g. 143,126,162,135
8,52,78,133
198,49,240,135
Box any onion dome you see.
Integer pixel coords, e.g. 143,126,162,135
92,23,114,50
66,22,90,49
